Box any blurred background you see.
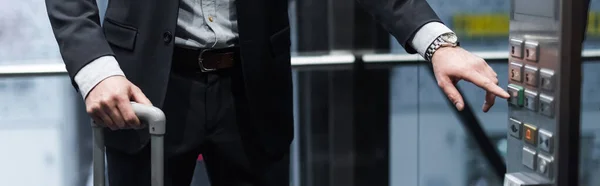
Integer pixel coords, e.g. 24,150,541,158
0,0,599,186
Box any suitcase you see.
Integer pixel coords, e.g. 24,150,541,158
92,102,166,186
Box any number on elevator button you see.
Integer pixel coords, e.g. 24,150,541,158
538,129,553,153
508,84,525,107
540,68,555,91
509,62,524,82
523,123,537,145
522,146,537,170
540,94,555,118
510,38,524,59
524,89,538,111
525,41,539,62
509,118,522,139
524,65,539,87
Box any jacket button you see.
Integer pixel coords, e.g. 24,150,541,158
163,31,173,43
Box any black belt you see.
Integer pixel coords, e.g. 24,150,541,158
172,46,239,72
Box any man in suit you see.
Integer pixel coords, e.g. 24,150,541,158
45,0,510,185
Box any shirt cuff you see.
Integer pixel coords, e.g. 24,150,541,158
74,56,125,99
410,22,454,58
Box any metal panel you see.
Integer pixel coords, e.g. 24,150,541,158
505,0,586,185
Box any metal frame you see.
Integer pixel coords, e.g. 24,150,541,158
555,0,587,185
3,50,600,76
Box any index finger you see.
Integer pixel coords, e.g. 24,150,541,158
463,72,510,99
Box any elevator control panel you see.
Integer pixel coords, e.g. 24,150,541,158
504,0,564,185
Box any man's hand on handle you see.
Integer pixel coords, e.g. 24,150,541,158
85,76,152,130
431,47,511,112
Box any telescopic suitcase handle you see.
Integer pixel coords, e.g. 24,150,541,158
92,102,166,186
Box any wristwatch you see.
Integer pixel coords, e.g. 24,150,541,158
425,32,460,61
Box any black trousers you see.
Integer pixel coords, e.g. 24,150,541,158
105,62,290,186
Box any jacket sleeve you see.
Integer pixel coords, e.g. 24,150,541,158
45,0,115,90
356,0,442,54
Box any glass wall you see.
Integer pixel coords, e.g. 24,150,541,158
0,1,87,186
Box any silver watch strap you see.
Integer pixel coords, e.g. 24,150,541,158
425,33,460,61
425,36,445,61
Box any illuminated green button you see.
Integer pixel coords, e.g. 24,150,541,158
508,84,524,107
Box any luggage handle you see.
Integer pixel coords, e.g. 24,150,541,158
92,102,166,186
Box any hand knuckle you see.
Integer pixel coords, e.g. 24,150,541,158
437,81,446,88
125,117,137,124
99,98,111,107
87,105,100,113
86,107,94,114
116,95,128,103
109,93,122,101
460,67,472,74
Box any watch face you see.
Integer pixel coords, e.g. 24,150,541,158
442,33,458,43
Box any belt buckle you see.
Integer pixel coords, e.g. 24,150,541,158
198,49,217,72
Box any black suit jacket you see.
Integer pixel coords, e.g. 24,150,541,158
45,0,441,156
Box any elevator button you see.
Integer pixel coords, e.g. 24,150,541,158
537,154,554,178
510,62,524,82
523,123,537,145
524,65,539,87
524,89,538,111
539,94,555,117
522,146,537,170
509,118,522,139
510,38,525,59
540,69,555,91
538,129,553,153
525,41,540,62
508,84,525,107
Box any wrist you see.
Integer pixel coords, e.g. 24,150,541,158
74,56,125,99
425,32,460,61
431,46,461,62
